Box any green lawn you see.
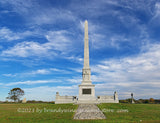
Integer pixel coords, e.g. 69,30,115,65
0,103,160,123
98,103,160,123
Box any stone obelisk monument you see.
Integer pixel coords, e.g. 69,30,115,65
78,20,96,103
55,20,119,104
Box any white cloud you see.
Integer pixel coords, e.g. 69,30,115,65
65,56,83,64
0,27,36,41
95,81,160,99
1,29,74,59
30,69,51,75
0,0,76,25
49,68,62,72
25,68,71,76
0,0,37,15
5,79,61,86
66,78,82,83
1,41,55,58
2,74,16,77
31,8,76,25
0,27,20,41
71,68,82,73
45,30,72,52
92,43,160,83
89,43,160,99
152,2,160,19
150,2,160,25
2,68,71,78
23,85,78,101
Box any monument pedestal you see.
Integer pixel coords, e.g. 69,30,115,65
78,84,97,104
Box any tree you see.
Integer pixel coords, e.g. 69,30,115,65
144,99,149,103
149,98,155,103
6,88,24,102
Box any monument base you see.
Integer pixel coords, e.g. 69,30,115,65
77,84,97,104
55,91,119,104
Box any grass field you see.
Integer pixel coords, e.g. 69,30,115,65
98,103,160,123
0,103,160,123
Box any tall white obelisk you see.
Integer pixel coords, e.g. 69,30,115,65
78,20,96,103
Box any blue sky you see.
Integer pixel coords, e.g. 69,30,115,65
0,0,160,101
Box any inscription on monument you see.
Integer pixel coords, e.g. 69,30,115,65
82,89,91,94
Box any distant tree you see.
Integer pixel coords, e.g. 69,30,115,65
144,99,149,103
119,98,136,103
155,99,160,104
149,98,155,103
137,99,143,104
6,88,24,102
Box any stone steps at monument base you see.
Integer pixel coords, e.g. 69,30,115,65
76,100,99,104
73,104,106,119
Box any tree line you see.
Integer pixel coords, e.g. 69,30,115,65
120,98,160,104
1,87,159,104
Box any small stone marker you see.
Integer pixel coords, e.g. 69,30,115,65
131,93,135,104
22,98,26,103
